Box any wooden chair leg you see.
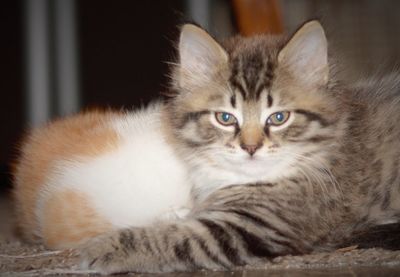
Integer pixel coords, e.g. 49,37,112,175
232,0,284,36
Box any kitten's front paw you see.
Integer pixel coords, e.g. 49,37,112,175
79,232,128,275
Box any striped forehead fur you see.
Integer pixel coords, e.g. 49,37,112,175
223,35,284,101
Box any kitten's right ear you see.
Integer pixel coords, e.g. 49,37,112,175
177,24,228,88
278,20,328,86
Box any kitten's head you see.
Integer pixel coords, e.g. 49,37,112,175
168,21,345,184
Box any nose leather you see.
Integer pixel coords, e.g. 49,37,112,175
240,143,262,156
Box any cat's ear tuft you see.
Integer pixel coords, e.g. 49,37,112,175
278,20,328,85
177,24,228,88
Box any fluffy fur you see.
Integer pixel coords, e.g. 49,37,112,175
13,20,400,273
13,104,194,248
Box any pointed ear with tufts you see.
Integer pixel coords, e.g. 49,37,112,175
177,24,228,88
278,20,328,86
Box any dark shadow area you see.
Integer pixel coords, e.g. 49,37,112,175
78,0,184,109
0,0,23,191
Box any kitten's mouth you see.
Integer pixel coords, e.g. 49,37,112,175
242,155,265,163
246,155,257,160
242,155,281,165
222,153,279,166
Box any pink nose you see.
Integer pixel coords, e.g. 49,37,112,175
240,143,262,156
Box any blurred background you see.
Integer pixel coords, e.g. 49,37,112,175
1,0,400,201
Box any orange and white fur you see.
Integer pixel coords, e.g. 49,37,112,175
13,105,194,249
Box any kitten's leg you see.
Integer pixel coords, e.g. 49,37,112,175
80,182,341,274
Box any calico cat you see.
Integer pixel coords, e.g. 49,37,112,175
74,20,400,274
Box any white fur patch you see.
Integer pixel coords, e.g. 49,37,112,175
38,103,192,228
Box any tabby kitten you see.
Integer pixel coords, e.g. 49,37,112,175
13,21,316,249
79,20,400,274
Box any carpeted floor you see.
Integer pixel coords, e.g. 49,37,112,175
1,192,400,277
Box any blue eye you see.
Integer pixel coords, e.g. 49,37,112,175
222,113,231,122
275,112,284,121
215,112,237,126
267,111,290,126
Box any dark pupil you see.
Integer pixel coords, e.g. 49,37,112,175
222,113,230,122
275,112,283,121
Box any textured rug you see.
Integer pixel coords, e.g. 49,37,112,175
1,240,400,276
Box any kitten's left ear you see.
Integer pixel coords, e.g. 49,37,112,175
177,24,228,88
278,20,328,85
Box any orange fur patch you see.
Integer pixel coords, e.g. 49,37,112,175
42,189,112,249
13,110,121,244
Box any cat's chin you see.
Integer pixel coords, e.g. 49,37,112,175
223,153,300,183
226,153,280,166
228,157,280,175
